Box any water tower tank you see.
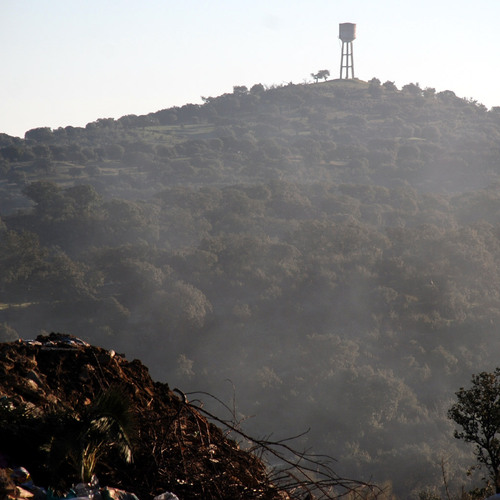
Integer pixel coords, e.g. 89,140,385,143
339,23,356,42
338,23,356,79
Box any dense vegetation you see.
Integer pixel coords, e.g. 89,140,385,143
2,78,500,498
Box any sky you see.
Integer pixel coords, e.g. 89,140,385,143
1,0,499,138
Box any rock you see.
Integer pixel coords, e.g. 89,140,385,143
16,485,34,499
102,486,140,500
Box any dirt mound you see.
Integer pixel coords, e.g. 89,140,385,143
0,333,288,499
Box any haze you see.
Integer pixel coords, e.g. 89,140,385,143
1,0,499,138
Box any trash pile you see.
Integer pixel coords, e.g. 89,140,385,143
0,333,289,499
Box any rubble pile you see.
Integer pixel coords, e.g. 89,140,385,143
0,333,288,499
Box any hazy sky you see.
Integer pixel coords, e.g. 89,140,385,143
1,0,499,137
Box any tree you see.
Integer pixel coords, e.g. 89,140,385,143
368,77,382,97
65,184,102,216
0,145,23,162
25,127,53,142
22,181,70,220
383,80,398,91
233,85,248,95
311,69,330,83
402,82,422,96
0,230,47,293
448,368,500,493
250,83,265,94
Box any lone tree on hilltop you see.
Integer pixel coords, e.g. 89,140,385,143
311,69,330,83
448,368,500,493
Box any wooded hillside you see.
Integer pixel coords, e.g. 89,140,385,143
2,78,500,498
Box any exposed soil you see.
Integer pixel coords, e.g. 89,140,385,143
0,333,289,499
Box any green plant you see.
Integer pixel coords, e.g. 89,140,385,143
0,386,134,491
76,386,135,483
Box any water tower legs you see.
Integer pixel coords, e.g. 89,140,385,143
340,41,354,79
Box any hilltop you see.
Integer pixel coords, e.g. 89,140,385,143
1,78,499,214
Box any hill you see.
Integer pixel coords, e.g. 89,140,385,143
2,78,500,498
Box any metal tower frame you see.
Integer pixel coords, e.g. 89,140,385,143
340,40,354,79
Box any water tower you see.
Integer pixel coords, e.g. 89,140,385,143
339,23,356,79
